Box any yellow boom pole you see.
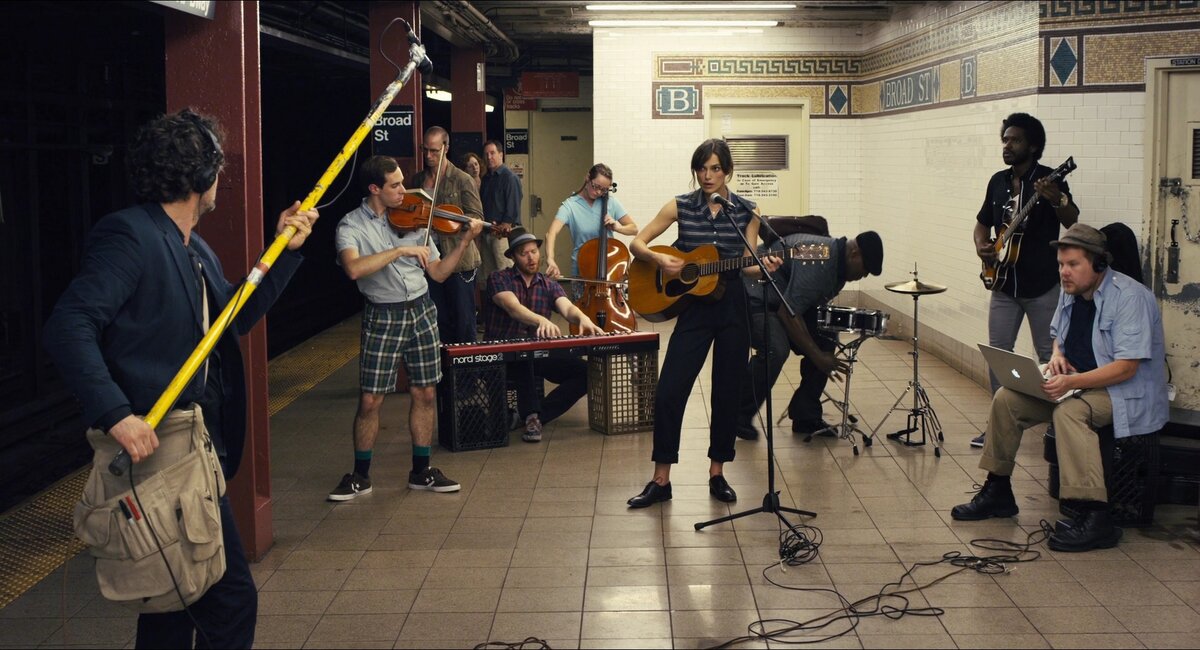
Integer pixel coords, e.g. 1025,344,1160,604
139,24,427,434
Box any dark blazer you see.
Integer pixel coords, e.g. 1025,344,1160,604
44,203,301,477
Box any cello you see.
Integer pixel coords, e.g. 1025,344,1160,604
570,184,637,334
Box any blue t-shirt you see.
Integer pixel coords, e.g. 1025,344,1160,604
554,193,628,276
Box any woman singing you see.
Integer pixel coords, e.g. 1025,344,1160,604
626,139,779,508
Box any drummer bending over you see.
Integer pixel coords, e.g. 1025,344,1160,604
736,231,885,439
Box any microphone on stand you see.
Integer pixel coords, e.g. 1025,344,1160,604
709,192,732,209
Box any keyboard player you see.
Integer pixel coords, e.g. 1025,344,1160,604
485,227,602,442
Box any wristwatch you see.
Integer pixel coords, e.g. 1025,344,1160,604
1058,193,1070,208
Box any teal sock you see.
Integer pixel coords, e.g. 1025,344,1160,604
412,446,431,474
354,450,372,479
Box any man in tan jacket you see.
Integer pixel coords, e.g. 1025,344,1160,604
409,126,485,343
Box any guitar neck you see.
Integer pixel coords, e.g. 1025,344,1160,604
696,245,826,277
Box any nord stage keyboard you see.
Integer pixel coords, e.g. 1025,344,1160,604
441,331,659,366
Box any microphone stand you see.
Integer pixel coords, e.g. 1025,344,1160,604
695,199,816,533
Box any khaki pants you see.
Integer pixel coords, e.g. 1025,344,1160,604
980,388,1112,502
478,232,513,280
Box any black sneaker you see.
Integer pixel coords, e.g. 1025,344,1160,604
328,473,372,501
950,478,1019,521
408,467,461,493
970,433,986,448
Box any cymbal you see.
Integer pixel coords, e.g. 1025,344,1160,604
885,279,947,295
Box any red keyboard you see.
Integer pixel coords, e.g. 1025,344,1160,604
441,332,659,366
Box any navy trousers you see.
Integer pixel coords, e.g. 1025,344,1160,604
429,270,478,344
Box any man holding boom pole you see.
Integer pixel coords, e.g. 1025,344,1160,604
44,108,319,648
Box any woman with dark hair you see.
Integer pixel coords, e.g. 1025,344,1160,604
544,163,639,282
626,139,779,508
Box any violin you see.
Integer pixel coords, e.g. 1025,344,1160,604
388,192,512,236
570,184,636,334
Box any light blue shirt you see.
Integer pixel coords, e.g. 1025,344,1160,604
1050,270,1168,438
335,198,440,303
554,193,628,276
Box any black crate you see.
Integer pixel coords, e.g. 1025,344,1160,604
437,362,509,452
1044,425,1159,527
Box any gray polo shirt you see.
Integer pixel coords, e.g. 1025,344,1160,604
335,198,441,303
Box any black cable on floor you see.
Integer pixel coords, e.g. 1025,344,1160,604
474,638,551,650
710,520,1055,648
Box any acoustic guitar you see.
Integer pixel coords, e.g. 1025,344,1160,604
981,156,1077,291
628,242,830,322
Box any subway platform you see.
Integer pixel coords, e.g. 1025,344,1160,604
2,315,1198,648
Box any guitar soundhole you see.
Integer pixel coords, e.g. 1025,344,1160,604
679,264,699,283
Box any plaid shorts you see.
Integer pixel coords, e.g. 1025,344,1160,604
360,296,442,392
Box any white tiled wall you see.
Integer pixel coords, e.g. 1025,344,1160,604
592,11,1150,372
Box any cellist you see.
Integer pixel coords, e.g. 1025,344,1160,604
544,163,639,295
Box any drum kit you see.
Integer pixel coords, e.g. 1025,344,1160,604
809,265,948,457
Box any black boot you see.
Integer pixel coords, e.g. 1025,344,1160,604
1048,506,1122,552
950,477,1019,521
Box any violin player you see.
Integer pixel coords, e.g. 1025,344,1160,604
408,126,485,345
327,155,483,501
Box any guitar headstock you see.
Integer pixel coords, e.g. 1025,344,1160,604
1051,156,1077,180
788,243,831,262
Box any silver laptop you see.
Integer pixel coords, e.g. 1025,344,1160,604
978,344,1079,403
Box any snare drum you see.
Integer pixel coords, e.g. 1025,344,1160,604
817,305,858,332
816,305,890,337
853,309,890,338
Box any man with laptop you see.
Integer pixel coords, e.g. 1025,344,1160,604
952,224,1168,552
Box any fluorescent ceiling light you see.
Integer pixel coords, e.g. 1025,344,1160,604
485,103,495,113
589,19,779,27
425,89,452,102
587,3,795,10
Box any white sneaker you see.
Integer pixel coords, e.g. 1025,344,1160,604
523,413,543,443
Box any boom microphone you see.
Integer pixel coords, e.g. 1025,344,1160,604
709,192,732,208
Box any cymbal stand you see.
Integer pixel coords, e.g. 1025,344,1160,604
809,332,873,455
871,280,945,457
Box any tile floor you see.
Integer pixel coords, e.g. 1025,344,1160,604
3,318,1199,649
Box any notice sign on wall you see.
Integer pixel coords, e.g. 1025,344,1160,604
737,172,780,199
372,106,414,157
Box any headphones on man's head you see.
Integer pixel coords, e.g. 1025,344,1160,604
181,109,222,193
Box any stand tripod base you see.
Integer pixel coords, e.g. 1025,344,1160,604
694,491,816,531
872,381,945,457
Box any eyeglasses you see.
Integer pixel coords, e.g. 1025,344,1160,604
587,179,611,195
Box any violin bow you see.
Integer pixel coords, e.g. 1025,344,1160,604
422,143,447,248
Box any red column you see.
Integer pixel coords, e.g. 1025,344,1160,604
164,2,273,561
451,47,487,144
370,1,423,178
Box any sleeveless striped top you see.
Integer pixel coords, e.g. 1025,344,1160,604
674,189,757,259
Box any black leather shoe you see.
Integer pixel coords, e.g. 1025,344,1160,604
1048,508,1122,552
708,475,737,503
735,421,759,440
950,479,1019,521
627,481,672,508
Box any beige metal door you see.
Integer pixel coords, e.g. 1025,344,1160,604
707,103,809,217
527,110,594,271
1146,62,1200,424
